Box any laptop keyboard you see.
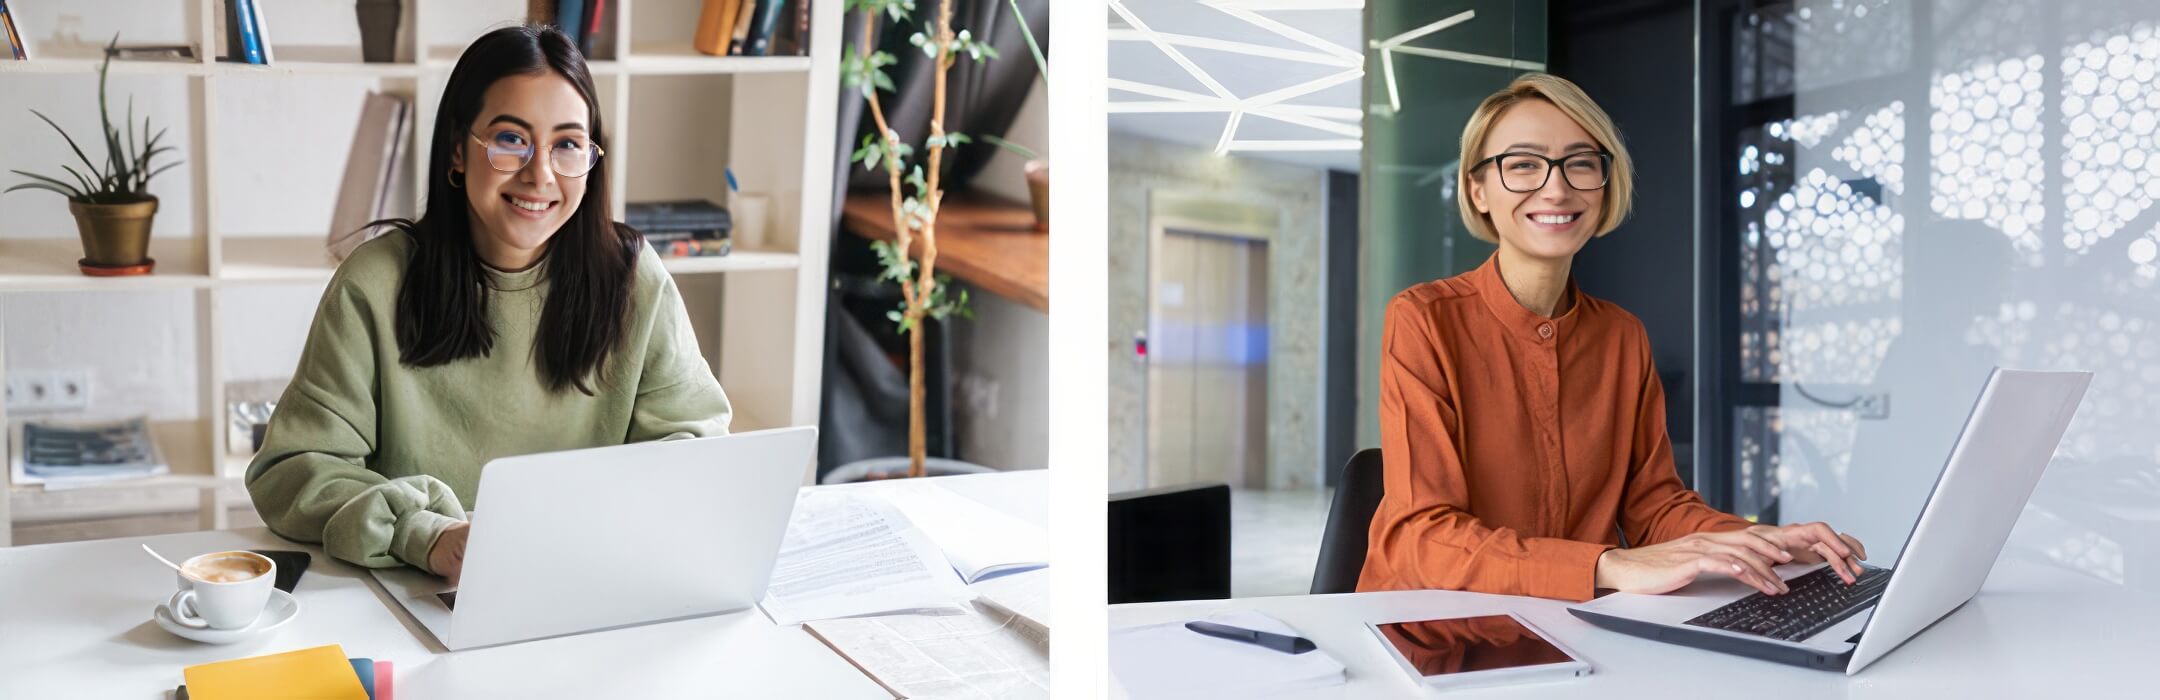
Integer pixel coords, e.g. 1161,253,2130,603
1684,565,1892,642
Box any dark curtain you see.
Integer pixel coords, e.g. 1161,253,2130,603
829,0,1049,227
818,0,1048,476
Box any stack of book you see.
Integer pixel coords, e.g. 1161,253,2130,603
694,0,814,57
14,416,169,487
529,0,621,59
326,92,414,263
628,199,733,257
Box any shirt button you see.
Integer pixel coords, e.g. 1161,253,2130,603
1537,323,1554,339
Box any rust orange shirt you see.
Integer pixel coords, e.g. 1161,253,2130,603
1357,253,1750,601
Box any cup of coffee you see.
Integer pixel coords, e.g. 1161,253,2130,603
165,550,276,630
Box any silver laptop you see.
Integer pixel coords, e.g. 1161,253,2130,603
369,426,814,650
1569,368,2089,674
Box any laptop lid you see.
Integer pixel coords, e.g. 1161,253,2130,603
444,426,816,650
1846,369,2089,674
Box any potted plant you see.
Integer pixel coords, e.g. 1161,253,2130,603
984,0,1048,232
5,37,182,276
845,0,1029,478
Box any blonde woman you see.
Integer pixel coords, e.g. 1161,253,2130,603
1358,73,1869,602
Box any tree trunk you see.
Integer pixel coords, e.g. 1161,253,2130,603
908,309,927,478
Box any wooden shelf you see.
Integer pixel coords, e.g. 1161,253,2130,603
0,57,425,78
0,237,210,291
843,190,1049,312
659,249,803,274
612,44,812,76
219,235,338,284
7,418,232,494
422,44,809,76
0,235,804,291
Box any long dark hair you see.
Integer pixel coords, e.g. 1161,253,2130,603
372,25,638,396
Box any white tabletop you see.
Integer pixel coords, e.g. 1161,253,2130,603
0,469,1047,699
1108,558,2159,698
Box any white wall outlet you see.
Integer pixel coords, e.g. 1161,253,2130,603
49,369,91,411
3,369,91,413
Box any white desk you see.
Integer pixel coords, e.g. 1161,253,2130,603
0,469,1046,698
1109,558,2158,698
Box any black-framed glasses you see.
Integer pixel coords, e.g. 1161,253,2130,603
468,129,604,178
1472,150,1612,193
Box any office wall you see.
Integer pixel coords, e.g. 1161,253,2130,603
1735,0,2160,589
1551,0,1698,451
1107,135,1326,493
947,81,1050,472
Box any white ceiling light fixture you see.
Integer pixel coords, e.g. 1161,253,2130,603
1108,0,1365,158
1371,10,1548,115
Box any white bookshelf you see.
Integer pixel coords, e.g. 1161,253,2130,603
0,0,842,544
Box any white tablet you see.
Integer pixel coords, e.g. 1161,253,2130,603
1365,613,1592,691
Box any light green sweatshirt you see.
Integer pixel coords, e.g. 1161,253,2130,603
245,231,730,573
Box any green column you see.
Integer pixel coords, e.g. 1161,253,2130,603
1358,0,1548,449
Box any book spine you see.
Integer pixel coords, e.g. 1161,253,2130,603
792,0,811,57
236,0,265,64
694,0,735,57
527,0,554,25
581,0,606,57
746,0,783,57
630,222,730,236
0,0,27,60
556,0,585,45
727,0,756,55
631,215,733,226
638,229,727,242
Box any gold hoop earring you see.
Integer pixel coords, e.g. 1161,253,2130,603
448,170,464,189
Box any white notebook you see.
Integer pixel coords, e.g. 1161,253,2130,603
882,479,1049,583
1110,611,1345,699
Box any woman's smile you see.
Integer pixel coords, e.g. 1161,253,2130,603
502,192,560,220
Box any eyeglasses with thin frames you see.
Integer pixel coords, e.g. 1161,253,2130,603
467,129,605,178
1472,150,1612,193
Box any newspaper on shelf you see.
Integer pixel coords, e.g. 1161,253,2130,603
10,415,169,489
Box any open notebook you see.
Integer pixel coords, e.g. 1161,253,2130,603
882,479,1049,583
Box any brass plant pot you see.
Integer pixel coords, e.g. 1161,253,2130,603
1024,159,1049,233
68,197,159,273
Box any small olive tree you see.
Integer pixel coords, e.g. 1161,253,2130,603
841,0,1004,478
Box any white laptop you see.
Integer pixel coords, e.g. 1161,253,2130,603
1569,368,2090,674
369,426,814,650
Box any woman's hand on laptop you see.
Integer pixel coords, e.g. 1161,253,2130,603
1744,523,1867,584
429,521,471,587
1595,529,1796,597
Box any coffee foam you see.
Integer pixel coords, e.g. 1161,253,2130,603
184,552,269,584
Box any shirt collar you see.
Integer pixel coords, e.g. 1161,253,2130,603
482,258,547,292
1468,251,1583,343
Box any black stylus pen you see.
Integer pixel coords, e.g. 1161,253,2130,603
1185,621,1318,654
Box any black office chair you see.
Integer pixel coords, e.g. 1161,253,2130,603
1108,483,1232,604
1310,448,1384,594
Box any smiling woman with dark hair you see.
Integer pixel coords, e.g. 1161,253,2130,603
246,25,729,584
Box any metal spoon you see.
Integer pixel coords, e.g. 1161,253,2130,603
141,544,186,574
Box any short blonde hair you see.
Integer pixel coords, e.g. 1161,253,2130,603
1456,72,1635,243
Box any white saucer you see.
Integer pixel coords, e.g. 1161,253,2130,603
153,588,301,644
